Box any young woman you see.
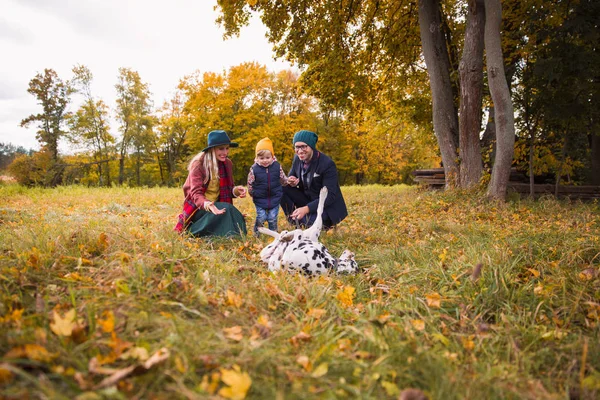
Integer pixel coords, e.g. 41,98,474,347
175,130,247,237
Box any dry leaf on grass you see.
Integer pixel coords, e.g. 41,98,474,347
226,290,244,308
425,293,441,309
0,364,14,385
296,355,312,372
97,310,115,333
218,365,252,400
92,347,170,390
311,362,328,378
223,326,244,342
4,344,57,363
336,285,355,307
290,331,312,347
50,309,84,337
411,319,425,331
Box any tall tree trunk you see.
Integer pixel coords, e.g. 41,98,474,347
119,156,125,185
485,0,515,200
418,0,459,188
528,128,535,198
136,150,141,186
458,0,485,188
104,144,112,187
592,132,600,185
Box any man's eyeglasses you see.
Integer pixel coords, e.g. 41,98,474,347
294,144,308,151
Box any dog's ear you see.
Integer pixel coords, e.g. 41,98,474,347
280,231,295,242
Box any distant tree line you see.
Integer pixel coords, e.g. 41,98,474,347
7,63,438,187
0,143,33,171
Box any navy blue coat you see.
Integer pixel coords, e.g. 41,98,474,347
251,161,283,209
288,151,348,225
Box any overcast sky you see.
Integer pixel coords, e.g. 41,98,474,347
0,0,293,151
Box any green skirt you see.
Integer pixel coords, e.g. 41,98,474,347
187,202,247,238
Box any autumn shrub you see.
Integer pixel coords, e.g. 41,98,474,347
0,184,599,399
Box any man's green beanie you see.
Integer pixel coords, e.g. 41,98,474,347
292,130,318,150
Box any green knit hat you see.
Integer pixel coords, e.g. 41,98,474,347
293,130,318,150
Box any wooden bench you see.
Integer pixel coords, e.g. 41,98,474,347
412,168,600,200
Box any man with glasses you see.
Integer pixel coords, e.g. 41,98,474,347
282,130,348,229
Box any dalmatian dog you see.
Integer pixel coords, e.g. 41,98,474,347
258,187,358,276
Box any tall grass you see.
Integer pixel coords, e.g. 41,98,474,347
0,184,599,399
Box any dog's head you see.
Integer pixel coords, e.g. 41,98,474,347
258,228,297,271
335,250,358,275
259,228,282,263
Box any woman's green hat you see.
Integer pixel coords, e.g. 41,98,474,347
293,130,318,150
202,130,239,153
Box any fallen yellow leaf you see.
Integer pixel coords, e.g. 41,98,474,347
50,309,83,337
426,292,441,309
311,362,328,378
200,372,221,395
381,381,401,396
290,331,312,347
226,290,244,308
307,308,327,319
527,268,540,278
224,326,244,342
4,344,56,363
296,355,312,372
336,286,355,308
98,310,115,333
119,347,149,361
0,364,13,385
411,319,425,331
219,365,252,400
462,337,475,351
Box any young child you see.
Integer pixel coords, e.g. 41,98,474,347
247,137,288,235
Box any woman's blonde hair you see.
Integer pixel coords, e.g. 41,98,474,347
188,148,219,184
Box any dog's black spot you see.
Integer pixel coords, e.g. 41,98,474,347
304,250,308,254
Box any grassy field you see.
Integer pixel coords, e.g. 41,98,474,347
0,184,599,399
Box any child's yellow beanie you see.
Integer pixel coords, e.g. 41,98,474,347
256,137,274,156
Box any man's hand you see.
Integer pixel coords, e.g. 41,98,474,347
291,206,309,221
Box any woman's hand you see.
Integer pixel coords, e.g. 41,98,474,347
290,206,309,221
208,204,226,215
204,201,226,215
287,176,299,187
233,186,247,198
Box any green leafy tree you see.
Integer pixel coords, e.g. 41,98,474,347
20,69,73,163
69,65,115,186
509,0,600,188
114,68,154,185
154,91,193,185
